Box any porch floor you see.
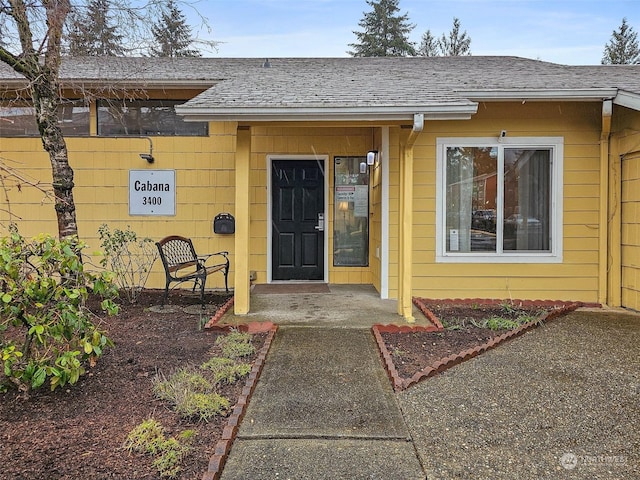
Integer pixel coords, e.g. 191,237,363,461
218,284,431,329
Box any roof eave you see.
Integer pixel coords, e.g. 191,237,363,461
459,88,619,102
175,104,479,122
614,90,640,112
1,78,218,92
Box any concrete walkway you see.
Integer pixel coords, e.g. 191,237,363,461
398,310,640,479
216,286,639,479
220,326,426,479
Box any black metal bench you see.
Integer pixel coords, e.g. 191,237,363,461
155,235,229,308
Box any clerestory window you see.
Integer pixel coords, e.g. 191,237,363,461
97,99,207,136
0,101,89,136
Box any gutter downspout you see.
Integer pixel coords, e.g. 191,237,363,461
598,100,612,306
397,113,424,321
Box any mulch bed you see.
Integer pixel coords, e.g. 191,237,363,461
376,299,582,391
0,289,267,480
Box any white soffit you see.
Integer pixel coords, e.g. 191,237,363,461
176,104,479,122
459,88,619,102
614,91,640,112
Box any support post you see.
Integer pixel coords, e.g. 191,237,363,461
397,114,423,321
234,126,251,314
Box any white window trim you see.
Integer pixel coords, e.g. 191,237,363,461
435,137,563,264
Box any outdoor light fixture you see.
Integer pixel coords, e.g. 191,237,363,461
139,137,154,163
367,150,378,165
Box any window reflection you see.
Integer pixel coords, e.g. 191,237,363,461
97,99,207,136
445,146,551,254
334,157,369,266
0,101,89,136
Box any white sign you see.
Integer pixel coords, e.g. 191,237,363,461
449,229,459,251
129,170,176,216
335,186,355,202
354,185,368,217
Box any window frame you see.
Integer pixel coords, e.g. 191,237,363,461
435,137,563,263
0,100,90,137
96,99,208,137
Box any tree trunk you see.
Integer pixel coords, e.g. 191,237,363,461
32,74,79,239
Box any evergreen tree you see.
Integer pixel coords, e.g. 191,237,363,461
438,17,471,56
66,0,124,56
602,18,640,65
418,17,471,57
349,0,416,57
418,29,439,56
149,0,201,57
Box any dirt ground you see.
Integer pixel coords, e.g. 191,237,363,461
0,289,264,480
383,302,555,378
0,292,566,480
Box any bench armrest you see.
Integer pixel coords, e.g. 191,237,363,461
197,251,229,266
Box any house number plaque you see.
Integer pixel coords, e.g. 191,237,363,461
129,169,176,216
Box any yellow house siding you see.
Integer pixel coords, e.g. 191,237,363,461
1,118,239,292
409,102,603,302
248,125,373,285
616,106,640,310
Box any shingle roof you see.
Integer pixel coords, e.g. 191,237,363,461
2,56,639,120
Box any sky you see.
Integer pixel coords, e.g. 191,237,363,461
183,0,640,65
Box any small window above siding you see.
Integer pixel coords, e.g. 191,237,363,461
97,99,207,136
0,101,89,137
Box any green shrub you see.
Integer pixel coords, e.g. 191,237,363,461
201,357,251,384
124,419,195,479
441,318,466,331
152,367,229,421
174,391,230,422
215,330,255,358
153,367,212,402
486,316,521,331
98,224,156,304
0,229,118,393
124,418,165,455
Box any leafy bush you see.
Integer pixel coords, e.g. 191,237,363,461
124,418,195,479
0,229,118,393
215,330,255,358
201,357,251,384
98,224,156,304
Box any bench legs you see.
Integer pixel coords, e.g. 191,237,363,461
160,268,227,308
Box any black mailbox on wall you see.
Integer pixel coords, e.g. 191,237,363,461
213,213,235,234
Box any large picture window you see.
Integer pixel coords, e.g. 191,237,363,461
436,137,563,263
97,99,207,136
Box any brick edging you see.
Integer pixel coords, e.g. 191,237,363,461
204,296,235,329
374,299,584,392
201,324,278,480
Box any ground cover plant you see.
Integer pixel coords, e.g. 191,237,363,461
0,289,266,479
381,300,576,381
